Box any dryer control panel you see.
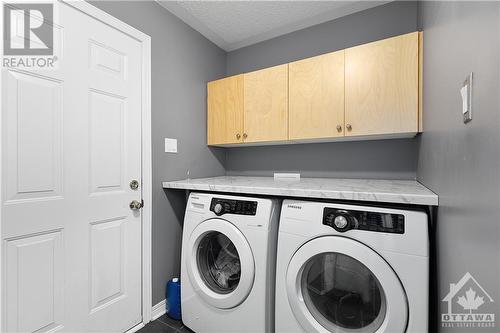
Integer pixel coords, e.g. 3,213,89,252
210,198,257,216
323,208,405,234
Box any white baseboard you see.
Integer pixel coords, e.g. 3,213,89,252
125,322,145,333
151,299,166,321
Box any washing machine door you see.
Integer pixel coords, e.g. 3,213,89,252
286,236,408,333
187,218,255,309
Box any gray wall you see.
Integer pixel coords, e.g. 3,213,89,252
225,139,418,179
225,1,420,180
417,2,500,332
90,1,226,305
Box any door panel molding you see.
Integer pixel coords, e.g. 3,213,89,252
89,89,127,194
5,229,64,333
3,70,63,203
89,216,127,312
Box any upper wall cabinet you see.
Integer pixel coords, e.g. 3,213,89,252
243,64,288,143
289,50,345,140
207,75,244,145
207,31,422,146
345,32,419,136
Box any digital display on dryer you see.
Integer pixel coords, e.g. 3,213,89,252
323,208,405,234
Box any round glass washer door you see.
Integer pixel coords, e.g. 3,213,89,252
286,236,408,333
187,218,255,309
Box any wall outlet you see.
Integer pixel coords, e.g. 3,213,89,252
165,138,177,153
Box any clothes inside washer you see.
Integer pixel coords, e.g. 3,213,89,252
198,231,242,293
210,234,241,289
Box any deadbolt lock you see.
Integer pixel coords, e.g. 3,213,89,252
130,180,140,190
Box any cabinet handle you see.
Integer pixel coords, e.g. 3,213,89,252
346,124,352,131
336,125,342,132
243,133,248,139
236,133,241,139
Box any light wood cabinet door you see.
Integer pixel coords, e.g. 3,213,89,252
243,64,288,143
207,75,244,145
289,50,345,140
345,32,419,136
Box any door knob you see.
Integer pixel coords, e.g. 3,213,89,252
130,200,143,210
243,133,248,139
236,133,241,139
336,125,342,132
346,124,352,131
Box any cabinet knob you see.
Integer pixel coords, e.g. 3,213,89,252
236,133,241,139
336,125,342,132
346,124,352,131
243,133,248,139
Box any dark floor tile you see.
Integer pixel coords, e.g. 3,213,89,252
177,325,194,333
157,314,184,330
137,320,177,333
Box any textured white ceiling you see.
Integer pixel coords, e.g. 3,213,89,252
158,1,389,51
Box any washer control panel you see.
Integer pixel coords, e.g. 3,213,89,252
323,208,405,234
210,198,258,216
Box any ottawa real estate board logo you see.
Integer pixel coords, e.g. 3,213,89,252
442,272,495,329
2,1,57,69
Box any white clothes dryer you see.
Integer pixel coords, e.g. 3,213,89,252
275,199,429,333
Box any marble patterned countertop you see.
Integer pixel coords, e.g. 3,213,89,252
162,176,438,206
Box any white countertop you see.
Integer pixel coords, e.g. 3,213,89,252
162,176,438,206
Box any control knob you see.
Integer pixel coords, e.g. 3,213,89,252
214,203,224,215
334,215,349,229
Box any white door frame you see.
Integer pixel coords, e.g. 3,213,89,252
0,0,153,331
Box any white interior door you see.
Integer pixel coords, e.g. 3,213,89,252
2,2,143,332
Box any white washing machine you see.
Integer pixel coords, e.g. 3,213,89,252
181,192,281,332
275,200,429,333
